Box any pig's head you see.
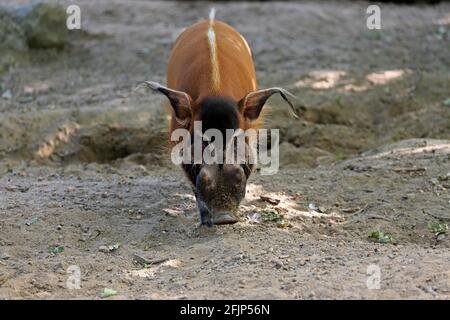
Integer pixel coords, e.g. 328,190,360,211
137,81,298,226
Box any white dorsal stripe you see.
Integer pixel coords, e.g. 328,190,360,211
207,8,220,90
209,8,216,23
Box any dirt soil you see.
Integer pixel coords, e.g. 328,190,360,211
0,0,449,299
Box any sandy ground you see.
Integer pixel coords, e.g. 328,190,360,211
0,1,449,299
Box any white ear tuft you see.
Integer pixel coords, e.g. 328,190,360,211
134,81,161,92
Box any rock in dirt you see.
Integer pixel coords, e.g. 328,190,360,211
0,9,27,71
0,2,69,71
99,244,120,253
1,89,12,100
8,3,68,49
98,246,110,253
436,234,446,242
0,252,10,260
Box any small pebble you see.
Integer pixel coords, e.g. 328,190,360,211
2,89,12,100
98,246,110,253
0,253,10,260
436,234,445,242
271,259,283,269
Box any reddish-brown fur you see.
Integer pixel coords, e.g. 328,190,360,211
166,19,258,134
139,14,298,225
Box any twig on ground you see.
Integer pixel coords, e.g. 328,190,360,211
422,209,450,221
260,195,281,205
392,167,426,173
132,254,169,267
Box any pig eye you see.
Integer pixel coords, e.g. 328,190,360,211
183,164,201,185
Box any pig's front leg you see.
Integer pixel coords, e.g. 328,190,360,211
196,196,212,227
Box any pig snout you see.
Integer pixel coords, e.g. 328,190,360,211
196,164,246,226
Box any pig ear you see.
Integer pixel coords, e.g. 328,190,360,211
135,81,192,126
239,87,299,121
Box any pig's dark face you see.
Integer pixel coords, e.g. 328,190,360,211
196,164,247,225
182,97,253,226
137,81,299,227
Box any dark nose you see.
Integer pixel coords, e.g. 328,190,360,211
212,212,238,225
